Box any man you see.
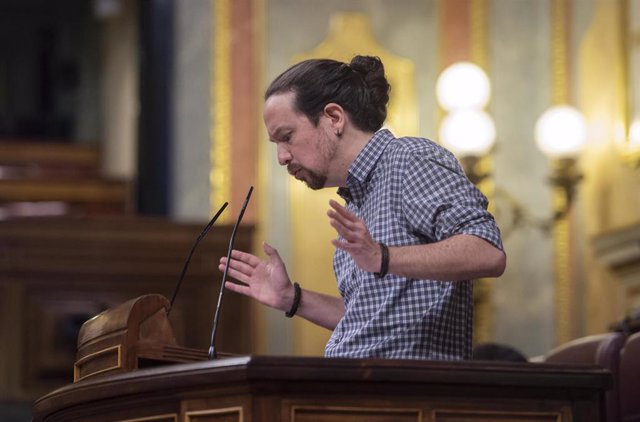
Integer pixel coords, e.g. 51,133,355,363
219,55,506,360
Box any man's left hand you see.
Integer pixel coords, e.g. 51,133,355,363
327,199,382,274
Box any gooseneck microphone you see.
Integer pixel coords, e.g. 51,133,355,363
208,186,254,360
168,201,229,316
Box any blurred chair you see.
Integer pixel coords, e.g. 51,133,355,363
543,332,626,422
619,331,640,422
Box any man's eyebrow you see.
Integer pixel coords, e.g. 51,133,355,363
269,127,289,142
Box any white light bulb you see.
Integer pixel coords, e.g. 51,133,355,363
436,62,491,112
440,110,496,156
535,105,588,158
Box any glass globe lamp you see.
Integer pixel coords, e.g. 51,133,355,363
436,62,491,111
535,105,588,158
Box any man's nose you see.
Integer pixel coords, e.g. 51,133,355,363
277,144,292,166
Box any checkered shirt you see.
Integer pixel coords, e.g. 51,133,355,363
324,129,503,360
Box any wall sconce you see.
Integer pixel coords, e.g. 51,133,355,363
436,62,496,184
436,62,588,235
534,105,587,220
439,110,496,184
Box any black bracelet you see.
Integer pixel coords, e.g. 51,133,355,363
285,282,301,318
374,242,389,278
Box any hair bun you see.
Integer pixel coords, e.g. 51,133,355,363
349,55,390,129
349,55,383,77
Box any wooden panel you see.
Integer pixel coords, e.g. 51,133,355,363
32,356,610,422
0,142,100,167
433,410,560,422
291,405,421,422
0,141,132,218
118,414,177,422
186,407,244,422
0,179,130,203
0,218,254,401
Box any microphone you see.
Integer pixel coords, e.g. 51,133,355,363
167,201,229,316
208,186,254,360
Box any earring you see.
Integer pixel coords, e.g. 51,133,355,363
335,130,342,137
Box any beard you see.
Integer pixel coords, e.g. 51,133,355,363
287,131,337,190
287,164,327,190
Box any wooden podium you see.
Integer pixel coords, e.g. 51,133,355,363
73,294,208,382
34,354,610,421
33,291,611,422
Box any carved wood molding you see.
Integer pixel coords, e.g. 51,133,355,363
593,223,640,274
593,222,640,311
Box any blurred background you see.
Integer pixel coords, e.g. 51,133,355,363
0,0,639,419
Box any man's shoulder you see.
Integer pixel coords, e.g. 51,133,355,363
384,135,456,164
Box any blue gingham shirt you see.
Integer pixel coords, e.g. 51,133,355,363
324,129,503,360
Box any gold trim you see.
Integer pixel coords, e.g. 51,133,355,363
552,186,572,345
211,0,232,221
186,406,243,421
73,344,122,382
620,0,640,167
291,405,422,419
551,0,569,105
433,408,561,421
253,0,269,355
470,0,494,345
117,414,177,422
550,0,573,345
470,0,488,69
621,0,631,133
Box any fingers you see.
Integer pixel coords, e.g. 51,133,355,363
224,280,252,296
220,255,254,275
228,249,261,267
328,200,369,244
219,250,260,286
329,199,355,219
328,200,359,227
263,241,280,258
329,217,355,243
218,261,252,285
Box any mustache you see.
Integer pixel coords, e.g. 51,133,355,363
287,164,303,175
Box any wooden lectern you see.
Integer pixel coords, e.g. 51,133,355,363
36,354,611,422
73,294,208,382
35,293,612,421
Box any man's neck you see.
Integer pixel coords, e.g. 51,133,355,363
330,128,375,187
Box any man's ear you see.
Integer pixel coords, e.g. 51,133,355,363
323,103,345,131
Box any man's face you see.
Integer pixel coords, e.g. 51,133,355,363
263,92,337,190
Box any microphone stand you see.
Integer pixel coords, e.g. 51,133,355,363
208,186,253,359
168,201,229,316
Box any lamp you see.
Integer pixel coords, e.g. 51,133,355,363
436,62,589,236
439,110,496,185
535,105,588,159
436,62,491,111
534,105,587,220
436,62,495,184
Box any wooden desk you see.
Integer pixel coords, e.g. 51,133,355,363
33,355,611,422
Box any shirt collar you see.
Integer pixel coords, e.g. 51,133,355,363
337,129,395,205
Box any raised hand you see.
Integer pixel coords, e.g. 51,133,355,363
327,199,382,274
219,242,295,311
